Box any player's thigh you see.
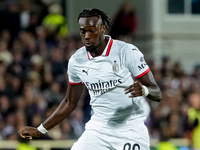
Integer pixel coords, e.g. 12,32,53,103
71,129,109,150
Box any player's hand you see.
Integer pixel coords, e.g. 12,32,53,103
18,126,43,141
124,81,143,97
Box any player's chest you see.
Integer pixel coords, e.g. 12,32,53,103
76,57,127,82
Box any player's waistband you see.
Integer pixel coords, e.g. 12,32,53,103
85,114,146,132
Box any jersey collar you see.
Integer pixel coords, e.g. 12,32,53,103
87,35,113,60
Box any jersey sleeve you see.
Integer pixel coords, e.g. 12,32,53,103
67,57,82,85
124,45,150,79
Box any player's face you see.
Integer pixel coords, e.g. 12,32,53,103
78,16,105,52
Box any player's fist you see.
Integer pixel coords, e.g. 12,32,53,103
124,81,143,97
18,126,43,141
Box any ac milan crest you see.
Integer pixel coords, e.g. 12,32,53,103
112,60,119,73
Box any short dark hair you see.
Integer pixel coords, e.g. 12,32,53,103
78,8,112,31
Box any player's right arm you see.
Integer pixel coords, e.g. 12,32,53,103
18,83,85,141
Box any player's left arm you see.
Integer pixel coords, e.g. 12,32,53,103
124,44,162,102
125,70,162,102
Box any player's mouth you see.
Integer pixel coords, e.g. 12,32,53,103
85,42,91,47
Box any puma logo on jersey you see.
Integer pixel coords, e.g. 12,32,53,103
82,69,89,75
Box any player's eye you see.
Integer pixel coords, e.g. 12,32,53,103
80,30,85,34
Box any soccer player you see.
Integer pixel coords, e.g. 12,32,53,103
19,8,162,150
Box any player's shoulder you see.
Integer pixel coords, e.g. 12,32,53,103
112,39,141,54
69,46,86,63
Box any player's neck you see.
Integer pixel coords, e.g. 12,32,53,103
90,36,108,57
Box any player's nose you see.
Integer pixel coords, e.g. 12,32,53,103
84,32,91,40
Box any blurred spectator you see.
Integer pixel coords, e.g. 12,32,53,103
49,46,66,83
160,56,171,78
47,124,62,140
0,115,3,140
32,0,49,25
0,94,12,118
190,64,200,89
43,81,63,106
186,91,200,149
110,2,137,41
26,12,40,35
41,70,54,91
17,31,37,70
0,0,20,43
26,71,41,95
0,76,11,99
34,94,47,117
155,112,182,150
18,0,40,35
0,61,6,78
0,40,13,67
60,119,77,139
19,1,31,30
42,3,68,47
0,30,11,46
64,36,79,61
167,111,184,138
2,111,17,141
21,82,37,126
35,26,49,57
7,61,24,80
29,55,44,74
69,108,85,138
31,113,42,127
14,97,26,113
172,62,184,78
4,75,22,101
15,111,26,132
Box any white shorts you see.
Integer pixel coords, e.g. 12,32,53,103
71,121,150,150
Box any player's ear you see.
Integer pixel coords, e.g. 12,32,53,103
101,25,106,34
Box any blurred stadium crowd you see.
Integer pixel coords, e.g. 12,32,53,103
0,0,200,149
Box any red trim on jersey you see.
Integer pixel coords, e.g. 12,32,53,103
69,81,82,85
135,68,150,79
87,51,90,60
105,38,113,56
86,38,113,60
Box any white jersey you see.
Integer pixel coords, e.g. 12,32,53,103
68,35,150,131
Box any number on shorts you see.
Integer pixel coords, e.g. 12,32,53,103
123,143,140,150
